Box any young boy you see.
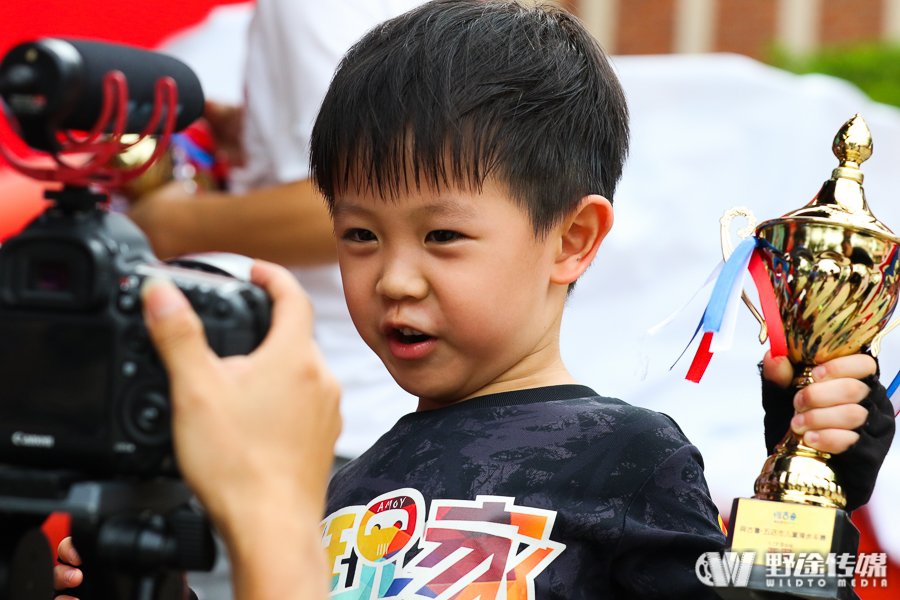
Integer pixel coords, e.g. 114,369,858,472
50,1,895,599
309,1,894,598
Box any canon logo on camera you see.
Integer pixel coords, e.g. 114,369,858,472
11,431,55,448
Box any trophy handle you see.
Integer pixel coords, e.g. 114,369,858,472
720,207,768,344
870,318,900,357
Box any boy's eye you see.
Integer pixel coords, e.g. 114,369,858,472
426,230,462,243
343,228,377,242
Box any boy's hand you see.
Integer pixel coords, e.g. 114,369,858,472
53,536,82,599
762,351,874,454
203,100,245,167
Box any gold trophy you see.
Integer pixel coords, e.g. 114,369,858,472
108,135,219,200
108,136,175,199
714,115,899,599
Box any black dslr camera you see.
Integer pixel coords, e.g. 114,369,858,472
0,193,270,475
0,39,271,477
0,39,269,600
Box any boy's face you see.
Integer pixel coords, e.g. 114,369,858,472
333,180,570,409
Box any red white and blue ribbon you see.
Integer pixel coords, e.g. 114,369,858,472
646,261,723,338
682,236,787,383
661,237,900,416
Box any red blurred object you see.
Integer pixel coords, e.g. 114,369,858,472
853,506,900,599
182,120,217,153
0,0,248,55
41,512,71,561
176,120,231,190
0,166,52,241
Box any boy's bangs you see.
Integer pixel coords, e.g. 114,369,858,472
310,0,629,236
328,123,507,208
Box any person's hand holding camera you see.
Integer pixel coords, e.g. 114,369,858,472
54,261,341,600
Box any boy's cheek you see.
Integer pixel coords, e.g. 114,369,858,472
341,294,380,348
340,272,375,316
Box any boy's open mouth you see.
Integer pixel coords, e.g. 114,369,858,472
392,327,432,345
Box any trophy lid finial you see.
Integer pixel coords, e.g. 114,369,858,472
833,113,873,169
761,114,898,244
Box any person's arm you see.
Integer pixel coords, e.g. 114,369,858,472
127,179,337,266
760,352,895,511
143,263,340,600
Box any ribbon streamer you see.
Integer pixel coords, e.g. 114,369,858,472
886,373,900,416
647,262,723,337
747,250,787,358
677,237,897,418
709,247,753,353
686,331,714,383
682,237,787,383
702,237,757,335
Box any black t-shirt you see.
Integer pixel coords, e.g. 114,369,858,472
323,385,726,599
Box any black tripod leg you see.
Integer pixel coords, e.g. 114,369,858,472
150,572,187,600
119,572,186,600
68,518,117,600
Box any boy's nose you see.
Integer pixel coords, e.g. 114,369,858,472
375,258,428,301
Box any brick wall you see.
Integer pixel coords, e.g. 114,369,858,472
715,0,778,57
573,0,897,58
615,0,677,55
821,0,883,45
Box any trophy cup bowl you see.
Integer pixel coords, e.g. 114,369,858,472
752,218,899,509
714,115,899,599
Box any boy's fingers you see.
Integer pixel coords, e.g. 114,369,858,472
762,351,793,388
249,261,315,351
794,379,870,411
791,404,868,434
141,278,218,384
57,537,81,566
801,429,860,454
53,564,83,591
810,354,876,383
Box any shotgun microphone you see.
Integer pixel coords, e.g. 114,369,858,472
0,38,204,151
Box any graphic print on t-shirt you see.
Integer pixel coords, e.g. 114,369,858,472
321,488,566,599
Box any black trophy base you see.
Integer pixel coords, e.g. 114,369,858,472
712,497,860,600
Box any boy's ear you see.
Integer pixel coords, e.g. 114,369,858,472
550,194,614,286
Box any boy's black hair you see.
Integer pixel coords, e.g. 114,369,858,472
310,0,629,237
